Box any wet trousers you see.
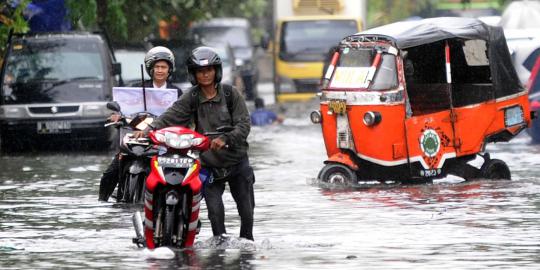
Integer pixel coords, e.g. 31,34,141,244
205,157,255,240
98,154,120,201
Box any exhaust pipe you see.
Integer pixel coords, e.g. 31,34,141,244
132,211,146,247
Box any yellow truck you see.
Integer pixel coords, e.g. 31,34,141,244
272,0,365,103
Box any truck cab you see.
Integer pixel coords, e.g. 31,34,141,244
272,0,364,103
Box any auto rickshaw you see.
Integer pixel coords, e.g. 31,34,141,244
311,17,533,183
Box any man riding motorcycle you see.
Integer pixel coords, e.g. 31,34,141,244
98,46,182,202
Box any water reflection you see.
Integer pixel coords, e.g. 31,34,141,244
1,101,540,269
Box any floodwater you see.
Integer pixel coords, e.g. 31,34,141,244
1,99,540,269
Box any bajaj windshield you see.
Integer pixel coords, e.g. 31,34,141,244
2,38,106,104
329,48,398,91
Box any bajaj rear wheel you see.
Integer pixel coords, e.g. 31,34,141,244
480,159,511,180
318,163,357,184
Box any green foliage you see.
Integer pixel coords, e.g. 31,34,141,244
0,0,30,57
64,0,267,44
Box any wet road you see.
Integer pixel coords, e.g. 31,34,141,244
1,98,540,269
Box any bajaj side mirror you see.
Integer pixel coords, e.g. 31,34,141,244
106,101,121,112
112,62,122,76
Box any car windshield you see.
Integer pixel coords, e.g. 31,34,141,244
193,27,251,48
2,37,107,104
115,49,149,82
329,48,398,91
279,20,358,62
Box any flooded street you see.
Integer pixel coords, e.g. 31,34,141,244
1,98,540,269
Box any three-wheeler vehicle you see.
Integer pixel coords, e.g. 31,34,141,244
312,17,533,183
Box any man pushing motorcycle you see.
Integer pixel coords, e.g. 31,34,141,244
134,46,255,241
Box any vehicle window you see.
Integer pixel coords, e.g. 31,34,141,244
115,50,148,82
280,20,358,62
329,48,397,91
463,40,489,66
6,40,104,82
2,38,107,104
371,54,398,90
193,27,251,48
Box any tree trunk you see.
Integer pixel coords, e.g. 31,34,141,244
96,0,108,31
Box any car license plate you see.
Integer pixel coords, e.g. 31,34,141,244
157,156,193,168
36,121,72,134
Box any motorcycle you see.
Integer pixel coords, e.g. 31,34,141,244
131,124,232,249
105,102,156,203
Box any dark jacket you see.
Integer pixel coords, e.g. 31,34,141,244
135,80,183,97
151,84,251,168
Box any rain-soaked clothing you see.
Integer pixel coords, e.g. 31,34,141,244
146,83,255,240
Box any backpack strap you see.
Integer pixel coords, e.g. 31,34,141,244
189,84,235,126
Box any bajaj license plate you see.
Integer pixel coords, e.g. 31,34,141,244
36,121,72,134
157,156,193,168
328,100,347,114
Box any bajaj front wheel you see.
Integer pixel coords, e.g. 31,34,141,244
480,159,511,180
318,163,357,184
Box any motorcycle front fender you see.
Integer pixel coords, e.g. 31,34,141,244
129,159,147,174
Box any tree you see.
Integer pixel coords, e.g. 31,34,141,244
0,0,30,58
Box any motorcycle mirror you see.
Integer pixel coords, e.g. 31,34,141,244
106,101,121,112
216,125,234,133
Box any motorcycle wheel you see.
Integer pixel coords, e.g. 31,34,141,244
480,159,511,180
129,174,145,203
318,163,358,184
162,205,176,246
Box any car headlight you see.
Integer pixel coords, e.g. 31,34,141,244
83,104,108,117
235,58,245,67
155,132,203,149
0,106,25,118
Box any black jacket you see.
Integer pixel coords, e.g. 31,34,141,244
151,84,251,168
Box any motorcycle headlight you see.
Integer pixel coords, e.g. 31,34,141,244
155,132,203,149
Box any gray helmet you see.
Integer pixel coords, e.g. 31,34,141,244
144,46,175,78
186,46,222,85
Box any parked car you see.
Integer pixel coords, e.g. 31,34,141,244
189,17,259,100
114,46,150,86
526,54,540,143
0,32,121,151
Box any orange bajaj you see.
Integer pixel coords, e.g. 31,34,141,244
312,18,533,183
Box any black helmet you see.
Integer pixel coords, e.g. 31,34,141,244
144,46,175,78
186,46,222,85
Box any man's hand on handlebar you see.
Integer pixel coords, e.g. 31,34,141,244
210,137,227,150
108,113,122,123
133,130,146,139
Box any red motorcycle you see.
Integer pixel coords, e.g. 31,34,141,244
132,124,230,249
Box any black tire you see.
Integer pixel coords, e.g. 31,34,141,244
133,174,145,204
318,163,358,184
480,159,511,180
162,205,175,246
126,173,142,203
